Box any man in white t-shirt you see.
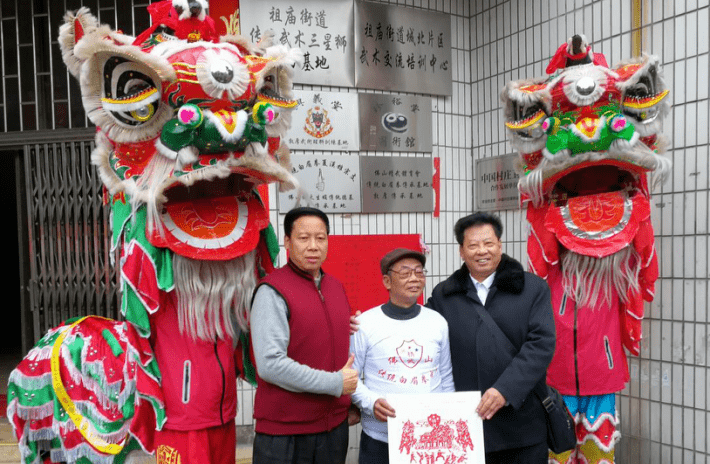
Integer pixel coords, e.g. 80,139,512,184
351,248,455,464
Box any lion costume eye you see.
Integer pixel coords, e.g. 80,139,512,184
101,57,161,126
196,48,249,101
620,64,669,126
130,104,156,122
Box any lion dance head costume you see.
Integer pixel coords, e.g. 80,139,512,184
501,35,670,463
7,1,302,462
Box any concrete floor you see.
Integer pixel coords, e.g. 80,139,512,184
0,419,21,464
0,418,255,463
1,351,255,463
0,352,358,463
0,417,367,463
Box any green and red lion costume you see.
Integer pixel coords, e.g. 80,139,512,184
7,1,302,462
502,35,671,463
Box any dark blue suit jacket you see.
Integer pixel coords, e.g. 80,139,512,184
427,254,556,453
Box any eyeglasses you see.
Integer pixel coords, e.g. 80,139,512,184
388,267,428,279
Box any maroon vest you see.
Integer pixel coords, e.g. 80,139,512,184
253,262,351,435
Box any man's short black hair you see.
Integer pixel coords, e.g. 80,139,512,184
454,212,503,245
283,207,330,237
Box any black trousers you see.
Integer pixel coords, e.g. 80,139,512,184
252,420,349,464
358,431,389,464
485,441,548,464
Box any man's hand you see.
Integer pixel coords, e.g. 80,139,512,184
347,404,361,426
476,387,506,420
341,353,358,395
373,398,396,422
349,311,362,334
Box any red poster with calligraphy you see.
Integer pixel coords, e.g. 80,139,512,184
209,0,240,36
324,234,424,315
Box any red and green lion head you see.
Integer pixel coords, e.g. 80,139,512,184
502,34,671,354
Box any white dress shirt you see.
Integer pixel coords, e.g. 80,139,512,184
471,272,496,305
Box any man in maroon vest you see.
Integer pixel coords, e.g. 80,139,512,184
250,206,358,464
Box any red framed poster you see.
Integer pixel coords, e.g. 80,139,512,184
324,234,424,315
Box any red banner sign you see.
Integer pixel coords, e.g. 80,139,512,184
324,234,424,315
209,0,240,36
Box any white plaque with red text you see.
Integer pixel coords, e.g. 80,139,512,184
387,392,485,463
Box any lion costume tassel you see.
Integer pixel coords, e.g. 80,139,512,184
501,34,671,463
7,1,302,462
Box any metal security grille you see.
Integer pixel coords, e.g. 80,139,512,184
23,138,119,342
0,0,152,133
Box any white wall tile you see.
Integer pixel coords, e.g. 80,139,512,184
672,279,685,320
700,11,710,55
648,441,661,464
696,365,707,407
661,402,672,443
640,357,651,396
466,0,710,459
672,406,684,449
684,356,695,407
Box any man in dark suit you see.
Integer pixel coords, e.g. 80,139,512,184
427,212,555,464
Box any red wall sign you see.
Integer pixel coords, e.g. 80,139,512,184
324,234,424,315
209,0,240,36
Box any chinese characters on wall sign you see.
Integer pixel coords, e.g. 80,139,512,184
359,93,432,152
278,155,434,214
475,154,521,211
240,0,355,87
354,0,452,95
287,90,360,151
278,155,361,213
360,156,433,213
241,0,452,95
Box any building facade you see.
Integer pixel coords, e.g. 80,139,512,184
0,0,708,461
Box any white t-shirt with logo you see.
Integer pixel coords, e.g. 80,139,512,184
350,304,455,443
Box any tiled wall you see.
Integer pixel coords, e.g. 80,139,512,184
0,0,695,459
629,1,710,461
236,0,474,459
12,0,702,460
243,1,710,462
265,0,474,288
471,0,710,462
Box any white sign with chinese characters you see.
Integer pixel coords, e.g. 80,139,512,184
359,93,432,152
286,90,360,151
387,392,485,464
354,0,452,95
240,0,355,87
278,154,361,213
360,156,433,213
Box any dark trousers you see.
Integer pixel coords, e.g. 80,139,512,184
485,441,548,464
358,431,389,464
252,420,349,464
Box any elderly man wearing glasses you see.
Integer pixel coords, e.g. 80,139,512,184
350,248,455,464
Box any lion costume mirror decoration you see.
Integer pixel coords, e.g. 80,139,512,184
502,35,671,463
7,1,302,462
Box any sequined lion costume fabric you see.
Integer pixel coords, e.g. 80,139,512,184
501,35,671,463
7,1,302,462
